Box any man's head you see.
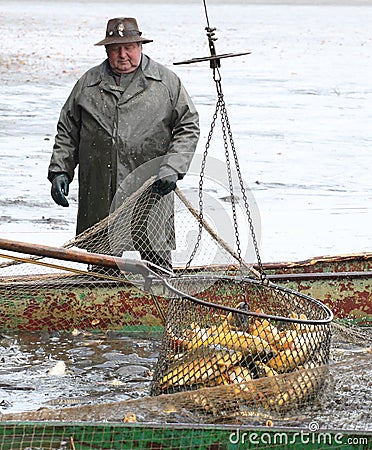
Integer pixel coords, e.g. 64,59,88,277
95,18,152,74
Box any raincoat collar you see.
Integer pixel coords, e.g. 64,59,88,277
139,54,162,81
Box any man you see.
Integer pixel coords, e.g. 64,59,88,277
48,17,200,270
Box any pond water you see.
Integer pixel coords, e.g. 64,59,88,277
0,330,160,414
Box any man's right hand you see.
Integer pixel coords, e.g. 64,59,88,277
51,173,70,207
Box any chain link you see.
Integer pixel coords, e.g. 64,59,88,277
183,92,219,272
218,92,265,279
184,63,265,280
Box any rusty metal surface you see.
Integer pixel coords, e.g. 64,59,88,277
273,276,371,324
0,282,165,332
260,252,372,274
0,253,371,331
263,253,372,325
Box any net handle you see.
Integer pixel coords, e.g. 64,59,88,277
0,237,333,325
0,237,150,278
165,276,333,325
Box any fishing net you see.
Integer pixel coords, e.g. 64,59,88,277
150,275,332,405
0,173,256,332
0,351,371,429
0,140,371,440
0,221,371,432
0,181,371,450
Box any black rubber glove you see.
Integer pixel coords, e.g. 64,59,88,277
152,166,178,196
51,173,70,207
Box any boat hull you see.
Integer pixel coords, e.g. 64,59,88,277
0,253,371,331
262,253,372,326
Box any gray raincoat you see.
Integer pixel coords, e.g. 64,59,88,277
48,54,200,252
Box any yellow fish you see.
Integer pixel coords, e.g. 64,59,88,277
187,327,272,356
160,350,242,389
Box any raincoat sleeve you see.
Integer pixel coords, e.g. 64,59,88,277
161,77,200,179
47,81,82,182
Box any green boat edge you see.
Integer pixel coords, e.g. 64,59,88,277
0,421,370,450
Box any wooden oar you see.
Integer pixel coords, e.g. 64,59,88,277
0,237,149,277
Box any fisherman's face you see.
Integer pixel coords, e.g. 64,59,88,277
106,42,142,74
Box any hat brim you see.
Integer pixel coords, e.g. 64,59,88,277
95,36,153,46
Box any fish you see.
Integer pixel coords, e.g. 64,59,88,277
274,329,299,352
226,301,251,330
249,318,282,348
267,348,305,373
160,349,242,390
48,361,66,376
45,397,91,406
160,357,216,389
162,303,325,413
186,327,272,357
268,368,323,410
192,391,216,413
282,331,322,352
186,327,217,350
266,331,321,374
254,362,278,378
166,324,206,352
123,412,137,423
289,312,316,333
227,365,253,384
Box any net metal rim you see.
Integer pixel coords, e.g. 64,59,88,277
162,274,334,325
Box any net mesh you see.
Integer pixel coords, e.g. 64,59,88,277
0,419,369,450
150,277,332,407
66,175,257,274
0,351,371,430
0,176,371,443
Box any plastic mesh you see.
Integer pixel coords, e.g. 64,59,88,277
0,419,370,449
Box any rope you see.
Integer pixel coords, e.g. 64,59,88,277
175,188,261,279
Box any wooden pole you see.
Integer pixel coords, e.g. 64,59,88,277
0,237,149,277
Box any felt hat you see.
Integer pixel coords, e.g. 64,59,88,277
95,18,153,46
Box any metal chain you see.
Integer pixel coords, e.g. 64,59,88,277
217,86,243,267
183,8,266,279
218,91,266,279
183,92,220,272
